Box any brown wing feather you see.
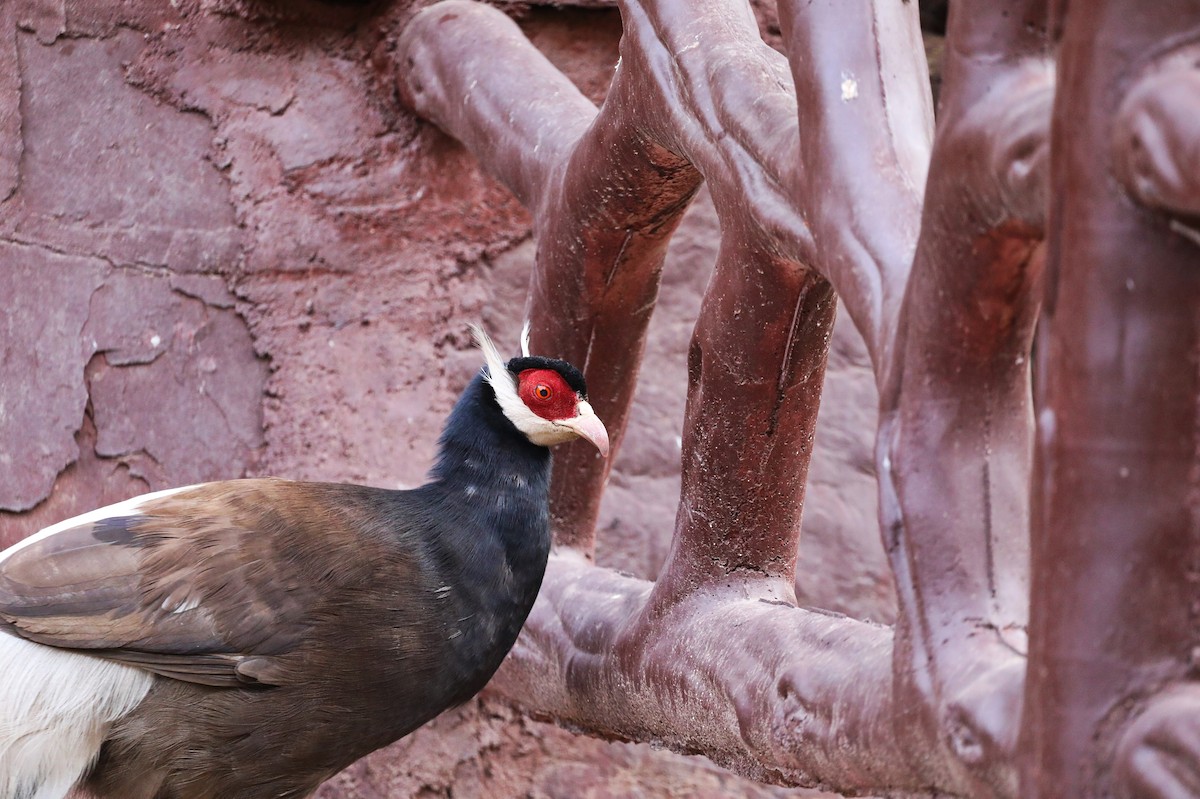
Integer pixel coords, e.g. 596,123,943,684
0,479,388,687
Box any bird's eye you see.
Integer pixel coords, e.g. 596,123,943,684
534,384,553,401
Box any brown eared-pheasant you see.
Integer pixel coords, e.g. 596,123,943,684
0,328,608,799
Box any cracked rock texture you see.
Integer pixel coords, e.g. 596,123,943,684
0,1,888,796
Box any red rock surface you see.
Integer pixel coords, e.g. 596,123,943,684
0,2,888,795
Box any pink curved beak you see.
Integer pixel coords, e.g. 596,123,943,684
561,401,610,458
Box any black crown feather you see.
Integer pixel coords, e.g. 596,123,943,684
505,356,588,397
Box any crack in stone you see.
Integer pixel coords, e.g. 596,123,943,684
1,6,26,205
1,232,166,274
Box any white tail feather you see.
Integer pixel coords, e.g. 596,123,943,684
0,634,152,799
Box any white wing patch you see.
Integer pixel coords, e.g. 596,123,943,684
161,595,202,615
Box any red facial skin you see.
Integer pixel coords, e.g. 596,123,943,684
516,369,578,421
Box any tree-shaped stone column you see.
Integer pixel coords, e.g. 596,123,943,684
390,0,1196,796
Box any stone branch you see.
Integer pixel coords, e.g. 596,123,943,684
776,0,932,376
594,0,847,598
650,234,834,604
489,552,949,794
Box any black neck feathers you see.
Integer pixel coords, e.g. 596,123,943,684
428,372,550,487
423,370,553,572
418,371,554,696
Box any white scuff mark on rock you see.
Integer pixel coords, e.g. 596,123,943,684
1170,218,1200,248
840,71,859,102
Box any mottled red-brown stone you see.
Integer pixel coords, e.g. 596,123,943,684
0,21,260,534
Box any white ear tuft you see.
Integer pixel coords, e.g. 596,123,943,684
519,320,532,358
469,324,507,381
470,324,525,420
